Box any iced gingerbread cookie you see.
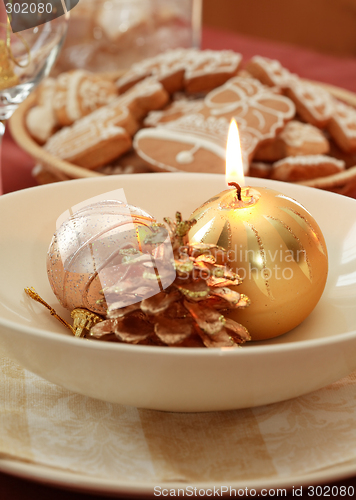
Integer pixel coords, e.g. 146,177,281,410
144,99,205,127
254,120,329,161
246,56,334,128
97,148,154,176
271,154,345,182
53,70,118,127
285,81,334,129
298,165,356,196
45,79,169,170
328,137,356,168
134,76,295,173
327,100,356,153
245,56,295,90
117,48,242,95
26,78,59,144
119,77,171,121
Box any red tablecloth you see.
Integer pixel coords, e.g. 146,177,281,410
202,27,356,92
2,26,356,499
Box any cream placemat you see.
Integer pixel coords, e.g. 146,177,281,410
1,345,356,484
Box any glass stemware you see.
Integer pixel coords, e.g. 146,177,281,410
0,3,69,193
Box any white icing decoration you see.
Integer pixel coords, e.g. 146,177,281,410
250,57,334,124
279,120,326,147
250,162,271,172
176,144,199,164
135,126,226,159
250,56,296,88
117,48,242,89
252,108,266,130
26,105,57,143
45,77,166,160
134,117,252,174
183,50,242,80
165,113,230,144
332,101,356,139
53,71,118,124
45,98,130,159
144,99,203,127
27,78,58,141
79,79,116,112
274,155,345,169
289,81,334,121
54,70,87,122
205,76,295,142
133,74,298,176
176,151,194,164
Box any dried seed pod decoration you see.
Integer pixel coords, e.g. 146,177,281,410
91,212,251,347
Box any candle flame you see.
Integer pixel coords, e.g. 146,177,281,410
226,118,245,187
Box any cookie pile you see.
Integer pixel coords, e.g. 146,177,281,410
26,49,356,196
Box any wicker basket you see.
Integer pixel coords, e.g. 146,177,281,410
8,79,356,191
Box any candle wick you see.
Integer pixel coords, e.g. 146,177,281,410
228,182,242,201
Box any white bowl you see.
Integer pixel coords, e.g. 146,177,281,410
1,173,356,412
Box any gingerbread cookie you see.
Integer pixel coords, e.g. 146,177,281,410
246,56,334,129
117,48,242,95
45,79,169,169
26,78,59,144
32,164,66,185
285,81,334,129
245,56,295,90
134,113,231,174
297,165,356,196
204,77,295,139
120,77,171,120
328,137,356,168
271,155,345,182
249,161,272,178
254,120,329,161
98,149,154,175
134,76,295,173
327,100,356,153
53,70,118,127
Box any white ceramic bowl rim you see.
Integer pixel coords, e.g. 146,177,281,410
1,317,356,356
1,174,356,358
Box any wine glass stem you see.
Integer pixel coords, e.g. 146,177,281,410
0,120,5,195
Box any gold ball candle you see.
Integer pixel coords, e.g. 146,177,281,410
188,120,328,340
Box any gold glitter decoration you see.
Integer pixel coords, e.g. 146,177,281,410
24,288,104,338
71,308,103,338
266,215,312,281
216,219,232,250
24,287,74,334
244,222,273,299
280,207,327,256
